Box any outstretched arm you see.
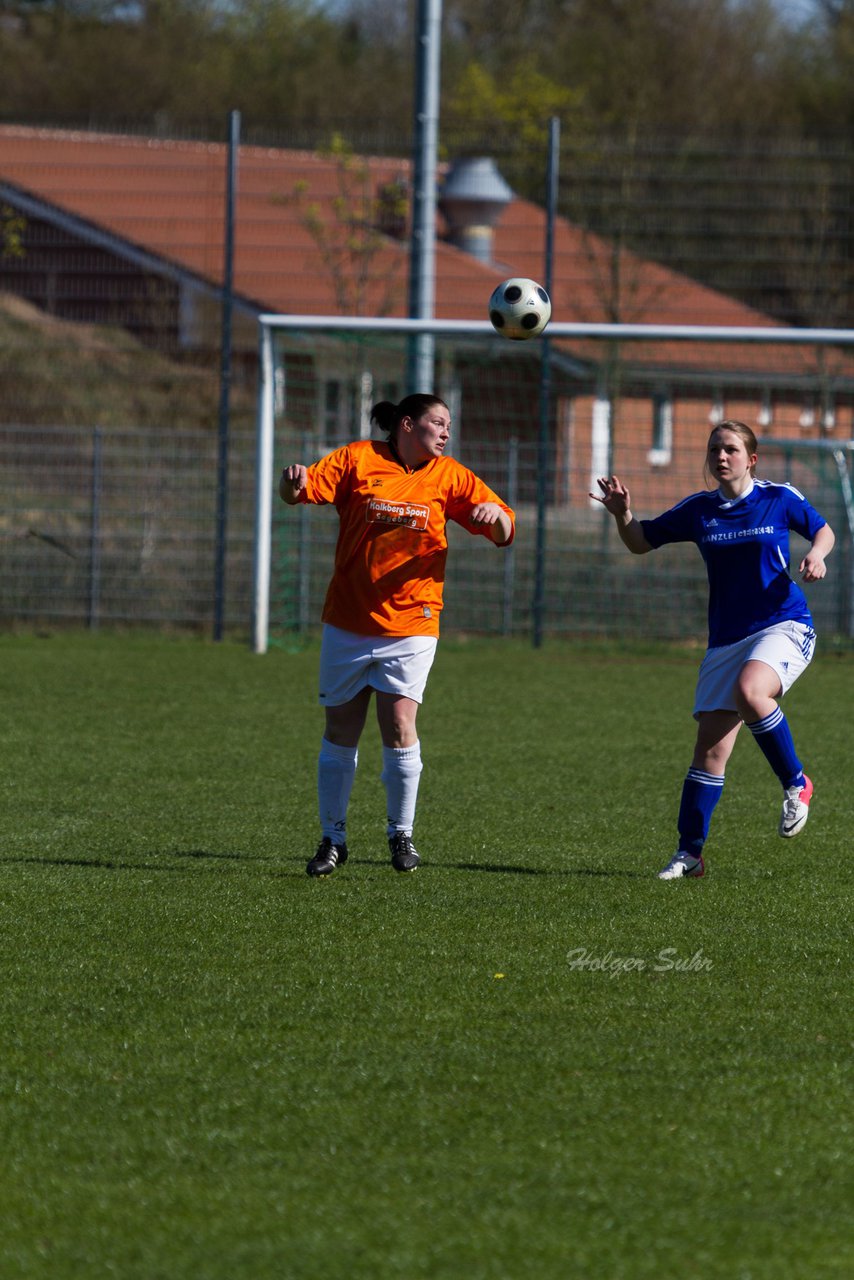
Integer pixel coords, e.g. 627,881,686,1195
468,502,514,546
279,464,308,506
800,522,835,582
588,475,653,555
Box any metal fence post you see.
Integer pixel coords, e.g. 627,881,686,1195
214,108,240,641
88,427,103,630
503,436,518,635
298,430,312,633
832,448,854,637
406,0,441,393
532,116,560,648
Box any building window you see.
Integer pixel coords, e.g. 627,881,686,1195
321,378,357,448
647,391,673,467
378,380,400,405
322,379,342,445
709,391,724,426
821,392,835,433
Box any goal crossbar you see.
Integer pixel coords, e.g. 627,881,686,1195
258,315,854,345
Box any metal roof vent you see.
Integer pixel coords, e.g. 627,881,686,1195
439,156,513,264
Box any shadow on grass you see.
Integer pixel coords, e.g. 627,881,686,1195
172,848,276,862
3,851,645,879
299,855,646,878
444,861,646,878
1,848,275,873
2,854,173,872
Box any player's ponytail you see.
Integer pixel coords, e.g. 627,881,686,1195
371,394,448,438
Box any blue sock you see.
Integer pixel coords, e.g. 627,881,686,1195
746,707,804,790
677,768,725,857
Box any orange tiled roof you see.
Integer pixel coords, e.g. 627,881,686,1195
0,125,845,379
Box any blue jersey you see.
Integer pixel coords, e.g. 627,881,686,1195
640,479,827,648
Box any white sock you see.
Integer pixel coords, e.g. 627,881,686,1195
318,738,358,844
381,741,423,838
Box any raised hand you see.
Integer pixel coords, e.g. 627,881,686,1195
469,501,502,527
279,464,308,504
589,475,631,516
469,502,513,546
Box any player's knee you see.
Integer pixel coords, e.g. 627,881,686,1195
734,674,766,719
693,740,730,771
383,715,418,749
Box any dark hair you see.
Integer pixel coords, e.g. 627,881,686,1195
705,419,759,483
370,393,448,438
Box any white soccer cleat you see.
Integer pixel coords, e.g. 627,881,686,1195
657,851,705,880
779,774,813,838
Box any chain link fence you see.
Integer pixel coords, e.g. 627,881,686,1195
260,320,854,650
1,118,853,646
2,420,852,647
272,434,854,650
0,425,256,631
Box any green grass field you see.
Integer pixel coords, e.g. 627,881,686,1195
0,632,851,1279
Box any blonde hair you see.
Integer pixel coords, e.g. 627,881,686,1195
705,419,758,484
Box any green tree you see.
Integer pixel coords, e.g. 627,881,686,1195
445,59,585,145
284,133,407,316
1,205,26,259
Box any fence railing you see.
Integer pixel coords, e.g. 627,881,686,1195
2,423,852,647
0,425,257,631
259,316,854,651
271,435,854,650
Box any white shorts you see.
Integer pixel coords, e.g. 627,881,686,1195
693,620,816,718
318,624,438,707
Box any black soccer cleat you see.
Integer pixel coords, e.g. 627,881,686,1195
389,832,420,872
306,837,349,877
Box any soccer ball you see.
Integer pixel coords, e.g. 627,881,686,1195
488,277,552,340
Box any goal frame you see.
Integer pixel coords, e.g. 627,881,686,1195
252,315,854,653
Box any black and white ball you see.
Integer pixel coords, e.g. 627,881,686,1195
488,277,552,340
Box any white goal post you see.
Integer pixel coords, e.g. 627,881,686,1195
251,314,854,654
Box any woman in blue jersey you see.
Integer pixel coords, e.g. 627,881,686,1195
592,420,835,879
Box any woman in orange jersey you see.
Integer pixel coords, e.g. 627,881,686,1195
280,393,515,877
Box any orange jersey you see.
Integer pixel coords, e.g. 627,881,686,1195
298,440,515,637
